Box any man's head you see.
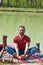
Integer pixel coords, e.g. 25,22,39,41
18,26,25,36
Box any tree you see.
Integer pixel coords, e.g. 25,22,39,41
36,0,42,8
15,0,20,7
33,0,37,8
40,0,43,8
2,0,8,7
19,0,28,8
9,0,16,7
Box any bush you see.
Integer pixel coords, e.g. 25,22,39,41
2,0,8,7
1,0,43,8
19,0,28,8
41,0,43,8
9,0,16,7
15,0,20,7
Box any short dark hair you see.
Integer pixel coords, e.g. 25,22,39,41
19,25,25,30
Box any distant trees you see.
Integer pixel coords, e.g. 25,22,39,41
8,0,16,7
0,0,43,8
19,0,28,8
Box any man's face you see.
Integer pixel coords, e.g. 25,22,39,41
18,27,25,36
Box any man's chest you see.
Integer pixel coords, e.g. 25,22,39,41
17,38,26,44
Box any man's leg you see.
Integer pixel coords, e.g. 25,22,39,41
19,50,29,59
5,46,16,56
19,50,24,55
27,46,38,55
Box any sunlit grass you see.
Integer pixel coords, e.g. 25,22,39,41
0,7,43,11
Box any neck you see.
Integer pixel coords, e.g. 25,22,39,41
19,34,24,39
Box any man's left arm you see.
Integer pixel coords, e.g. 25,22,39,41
20,42,30,59
24,42,30,56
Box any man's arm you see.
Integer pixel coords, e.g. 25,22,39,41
14,43,19,57
24,42,30,55
20,42,30,59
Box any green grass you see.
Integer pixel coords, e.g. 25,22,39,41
0,8,43,51
0,8,43,65
0,7,43,11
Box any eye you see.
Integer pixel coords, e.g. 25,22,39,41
20,30,24,31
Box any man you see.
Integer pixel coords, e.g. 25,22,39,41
5,26,38,59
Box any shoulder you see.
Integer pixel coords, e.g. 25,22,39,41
24,35,31,42
13,35,19,43
24,35,30,39
13,35,19,40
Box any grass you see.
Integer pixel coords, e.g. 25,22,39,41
0,8,43,50
0,11,43,50
0,7,43,11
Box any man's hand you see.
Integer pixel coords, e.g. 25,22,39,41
18,54,29,59
14,43,19,57
24,42,30,56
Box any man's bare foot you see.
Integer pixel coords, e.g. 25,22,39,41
20,54,29,59
13,54,29,60
3,51,8,54
13,54,19,59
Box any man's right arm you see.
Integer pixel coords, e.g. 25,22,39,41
13,37,19,57
14,43,19,57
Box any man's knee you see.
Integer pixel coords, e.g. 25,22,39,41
32,46,38,49
28,46,38,54
31,46,38,54
5,46,9,51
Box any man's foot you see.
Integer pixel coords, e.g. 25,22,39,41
13,54,19,59
20,54,29,59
